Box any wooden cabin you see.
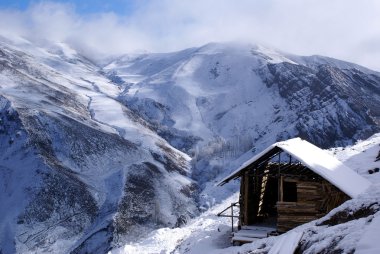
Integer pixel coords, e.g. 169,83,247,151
218,138,371,244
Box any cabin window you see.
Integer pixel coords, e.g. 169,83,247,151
283,181,297,202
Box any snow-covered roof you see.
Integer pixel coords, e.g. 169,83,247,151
218,137,372,198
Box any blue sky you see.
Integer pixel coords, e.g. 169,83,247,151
0,0,139,15
0,0,379,71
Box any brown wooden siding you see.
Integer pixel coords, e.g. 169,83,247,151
277,178,349,232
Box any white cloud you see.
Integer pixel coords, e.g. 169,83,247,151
0,0,379,70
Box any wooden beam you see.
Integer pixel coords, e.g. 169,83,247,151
244,172,249,225
279,176,284,202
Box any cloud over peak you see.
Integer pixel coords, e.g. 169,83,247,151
0,0,379,70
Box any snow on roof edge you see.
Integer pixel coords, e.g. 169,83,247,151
218,137,372,198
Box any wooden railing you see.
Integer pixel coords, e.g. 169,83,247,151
217,202,240,232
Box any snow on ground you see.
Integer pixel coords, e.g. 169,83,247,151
111,134,380,254
110,194,238,254
329,133,380,179
355,212,380,254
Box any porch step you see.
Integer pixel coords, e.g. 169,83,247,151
241,225,276,231
232,225,277,244
234,229,271,238
232,235,260,244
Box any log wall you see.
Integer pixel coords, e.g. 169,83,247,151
277,178,349,233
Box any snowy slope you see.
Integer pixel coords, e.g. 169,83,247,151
111,134,380,254
105,42,380,153
104,41,380,207
0,36,198,253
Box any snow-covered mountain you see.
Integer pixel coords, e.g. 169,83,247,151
0,37,198,253
104,42,380,194
0,36,379,253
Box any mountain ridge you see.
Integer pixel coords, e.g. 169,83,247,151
0,37,379,253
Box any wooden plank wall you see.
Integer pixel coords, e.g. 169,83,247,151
320,181,350,214
277,179,349,233
277,180,321,232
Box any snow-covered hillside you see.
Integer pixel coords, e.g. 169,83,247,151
0,36,198,253
111,134,380,254
0,35,379,253
104,41,380,207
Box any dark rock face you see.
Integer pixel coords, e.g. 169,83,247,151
9,110,196,252
317,202,379,226
17,171,98,250
261,62,380,148
114,163,159,235
114,161,197,242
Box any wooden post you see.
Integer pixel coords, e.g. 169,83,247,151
239,176,245,227
244,173,249,225
278,152,281,202
231,203,234,232
280,176,284,202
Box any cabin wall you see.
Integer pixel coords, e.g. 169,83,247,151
277,179,321,232
238,167,350,232
277,178,349,232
